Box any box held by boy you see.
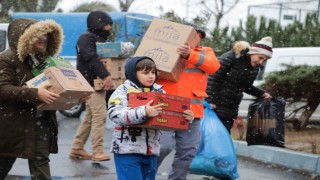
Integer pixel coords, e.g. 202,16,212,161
128,92,191,130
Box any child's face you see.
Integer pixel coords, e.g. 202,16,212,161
136,68,156,87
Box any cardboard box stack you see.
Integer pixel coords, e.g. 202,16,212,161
95,42,132,90
134,18,200,82
94,58,127,90
27,67,94,110
128,92,191,130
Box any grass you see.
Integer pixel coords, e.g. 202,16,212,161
230,119,320,155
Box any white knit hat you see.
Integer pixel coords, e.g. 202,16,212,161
248,36,273,58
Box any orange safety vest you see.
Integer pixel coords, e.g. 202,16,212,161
156,46,220,118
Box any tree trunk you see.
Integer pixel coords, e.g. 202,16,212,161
299,102,319,130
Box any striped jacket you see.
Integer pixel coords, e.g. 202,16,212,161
157,46,220,118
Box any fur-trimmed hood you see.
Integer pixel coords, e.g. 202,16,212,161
232,41,250,58
8,18,63,62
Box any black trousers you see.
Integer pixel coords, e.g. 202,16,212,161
0,116,52,180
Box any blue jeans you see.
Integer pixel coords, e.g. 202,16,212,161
114,153,157,180
157,119,201,180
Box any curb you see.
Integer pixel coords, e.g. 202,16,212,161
233,140,320,176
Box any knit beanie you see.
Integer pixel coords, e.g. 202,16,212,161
248,36,273,58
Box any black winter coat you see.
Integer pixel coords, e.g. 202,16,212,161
206,49,265,120
76,11,112,86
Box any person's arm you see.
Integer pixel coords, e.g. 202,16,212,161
244,86,265,98
187,47,220,74
245,86,272,100
206,51,234,104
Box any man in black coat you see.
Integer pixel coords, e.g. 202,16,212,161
206,37,273,134
69,11,113,161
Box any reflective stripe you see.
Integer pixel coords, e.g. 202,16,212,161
185,68,205,73
194,48,206,67
191,99,203,104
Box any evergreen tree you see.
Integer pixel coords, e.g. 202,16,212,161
262,65,320,129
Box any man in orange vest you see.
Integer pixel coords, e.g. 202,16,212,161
156,22,220,180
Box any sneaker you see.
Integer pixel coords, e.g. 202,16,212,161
92,152,110,161
69,149,92,160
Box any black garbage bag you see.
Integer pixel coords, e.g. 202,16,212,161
246,97,286,147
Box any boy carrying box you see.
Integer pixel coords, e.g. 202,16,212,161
107,56,194,180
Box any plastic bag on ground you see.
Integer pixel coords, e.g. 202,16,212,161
246,97,286,147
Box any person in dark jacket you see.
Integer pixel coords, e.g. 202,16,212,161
0,18,63,179
69,10,113,161
206,37,273,133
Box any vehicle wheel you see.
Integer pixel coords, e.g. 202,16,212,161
58,103,85,118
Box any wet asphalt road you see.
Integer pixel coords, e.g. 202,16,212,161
6,112,311,180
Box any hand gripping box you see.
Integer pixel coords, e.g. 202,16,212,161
128,92,191,130
134,18,200,82
27,67,94,110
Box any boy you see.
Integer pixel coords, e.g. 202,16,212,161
107,56,194,180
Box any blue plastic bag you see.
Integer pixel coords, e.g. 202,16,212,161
190,102,239,179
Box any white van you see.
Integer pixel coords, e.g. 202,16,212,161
238,47,320,120
0,23,9,52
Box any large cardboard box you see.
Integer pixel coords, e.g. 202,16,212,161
128,92,190,130
134,18,200,82
32,56,74,76
27,67,94,110
26,73,51,89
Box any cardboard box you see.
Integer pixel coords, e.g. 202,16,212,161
93,78,126,91
132,111,188,130
100,58,127,79
27,67,94,110
128,92,190,130
97,42,134,58
113,78,126,88
134,18,200,82
128,92,190,113
93,78,104,91
26,73,51,88
32,56,74,76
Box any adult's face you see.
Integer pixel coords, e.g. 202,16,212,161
250,54,269,67
103,24,112,31
33,34,47,52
